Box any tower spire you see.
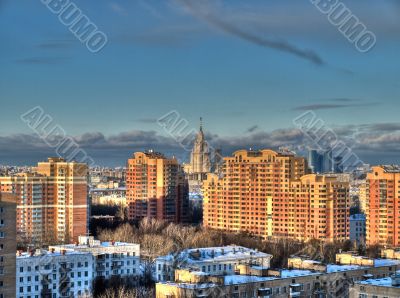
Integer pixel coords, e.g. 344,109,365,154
200,117,203,132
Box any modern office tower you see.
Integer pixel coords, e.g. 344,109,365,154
0,192,17,298
203,149,350,241
308,149,323,173
0,158,88,244
334,155,344,173
322,149,334,173
366,165,400,246
126,151,189,223
308,149,335,173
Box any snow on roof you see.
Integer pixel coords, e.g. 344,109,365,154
280,270,320,278
358,277,393,287
374,259,400,267
224,275,277,285
327,264,362,273
17,250,91,259
157,246,272,264
159,282,218,289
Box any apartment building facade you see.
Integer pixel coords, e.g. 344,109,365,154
203,149,350,241
366,165,400,247
156,254,399,298
0,158,88,244
0,192,17,298
17,249,93,298
156,245,272,282
126,151,189,223
49,236,141,280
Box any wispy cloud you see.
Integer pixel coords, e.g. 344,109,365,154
293,99,379,111
246,125,259,133
14,57,70,65
109,2,127,16
174,0,325,66
37,40,75,50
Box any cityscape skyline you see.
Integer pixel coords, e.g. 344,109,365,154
1,1,400,166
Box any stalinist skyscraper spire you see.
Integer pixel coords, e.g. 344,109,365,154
185,117,211,193
190,118,211,176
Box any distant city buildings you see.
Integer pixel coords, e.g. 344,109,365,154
126,151,189,223
366,165,400,247
0,158,88,244
0,192,17,298
308,149,342,173
203,149,350,241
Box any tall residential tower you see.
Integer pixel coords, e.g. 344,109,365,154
0,158,88,244
126,151,189,223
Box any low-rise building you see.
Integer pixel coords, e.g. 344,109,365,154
156,253,400,298
350,271,400,298
17,249,93,298
49,236,141,280
155,246,272,282
350,214,366,245
381,248,400,260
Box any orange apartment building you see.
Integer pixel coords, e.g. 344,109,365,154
0,158,88,244
203,149,350,241
126,151,189,223
366,165,400,247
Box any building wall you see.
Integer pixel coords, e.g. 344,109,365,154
126,152,188,223
16,251,93,298
350,283,400,298
350,214,366,244
203,149,349,241
0,192,16,298
366,166,400,247
156,265,398,298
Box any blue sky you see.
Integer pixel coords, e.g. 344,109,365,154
0,0,399,166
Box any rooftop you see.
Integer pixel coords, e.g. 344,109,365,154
157,245,272,264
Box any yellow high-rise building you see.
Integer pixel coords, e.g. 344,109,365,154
203,149,350,241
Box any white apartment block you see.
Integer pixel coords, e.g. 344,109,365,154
49,236,141,280
17,249,93,298
156,245,272,282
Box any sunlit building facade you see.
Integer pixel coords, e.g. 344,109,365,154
366,165,400,247
126,151,189,223
203,149,350,241
0,158,88,244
